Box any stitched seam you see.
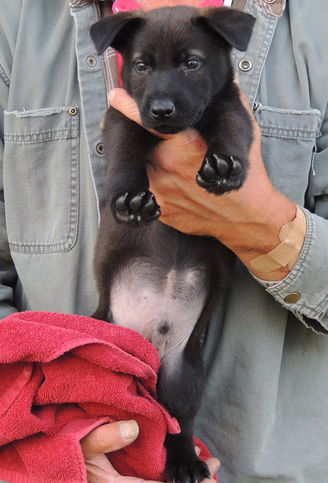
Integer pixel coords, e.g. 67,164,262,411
4,129,75,144
0,63,10,87
260,126,318,140
8,114,80,253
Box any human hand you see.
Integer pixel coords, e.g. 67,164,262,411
81,421,220,483
81,421,140,483
107,87,296,280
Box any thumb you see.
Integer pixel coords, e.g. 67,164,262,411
81,421,139,459
108,88,143,126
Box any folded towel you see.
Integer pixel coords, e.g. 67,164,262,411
0,311,216,483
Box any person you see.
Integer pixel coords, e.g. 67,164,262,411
1,0,328,482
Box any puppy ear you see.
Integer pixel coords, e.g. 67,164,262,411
197,7,255,51
90,12,145,55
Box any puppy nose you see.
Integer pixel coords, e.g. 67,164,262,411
150,100,175,120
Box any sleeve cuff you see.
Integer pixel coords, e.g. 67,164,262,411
251,208,328,333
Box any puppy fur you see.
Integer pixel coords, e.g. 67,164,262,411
91,6,255,483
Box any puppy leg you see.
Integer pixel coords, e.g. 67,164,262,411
196,152,245,193
196,121,251,195
158,340,210,483
165,427,210,483
196,88,253,195
104,110,161,226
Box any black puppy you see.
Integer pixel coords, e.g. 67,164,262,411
91,6,254,483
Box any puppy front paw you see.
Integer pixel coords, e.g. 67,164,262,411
196,154,245,194
113,190,161,226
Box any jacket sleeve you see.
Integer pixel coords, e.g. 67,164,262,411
256,105,328,334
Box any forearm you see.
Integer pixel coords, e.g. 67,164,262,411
209,188,298,282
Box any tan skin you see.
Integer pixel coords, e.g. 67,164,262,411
81,0,299,480
81,421,220,483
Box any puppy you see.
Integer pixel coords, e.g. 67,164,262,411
91,6,255,483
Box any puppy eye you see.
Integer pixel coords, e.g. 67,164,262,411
135,61,149,73
184,58,202,71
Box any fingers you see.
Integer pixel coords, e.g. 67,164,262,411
194,447,220,482
147,128,207,174
81,422,165,483
81,423,220,483
205,457,221,480
108,88,143,126
81,421,139,459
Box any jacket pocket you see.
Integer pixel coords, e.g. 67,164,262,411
254,104,321,205
3,106,79,253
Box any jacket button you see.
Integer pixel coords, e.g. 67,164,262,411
264,0,276,3
238,58,253,72
69,107,78,116
96,142,104,155
284,292,301,304
87,56,97,67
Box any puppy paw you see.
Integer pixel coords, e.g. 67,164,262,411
167,459,210,483
113,190,161,226
196,154,245,194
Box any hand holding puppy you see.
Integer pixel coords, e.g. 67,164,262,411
81,422,220,483
108,87,296,281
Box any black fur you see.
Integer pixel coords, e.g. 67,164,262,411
91,7,254,483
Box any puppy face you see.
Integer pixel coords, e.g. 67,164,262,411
121,9,233,134
91,6,255,134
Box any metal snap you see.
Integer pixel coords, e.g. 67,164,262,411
96,142,105,155
87,56,97,67
264,0,276,3
253,101,259,110
284,292,301,304
238,58,253,72
69,107,78,116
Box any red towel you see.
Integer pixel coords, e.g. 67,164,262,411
0,311,216,483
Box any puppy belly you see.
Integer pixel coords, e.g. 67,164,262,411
110,259,207,360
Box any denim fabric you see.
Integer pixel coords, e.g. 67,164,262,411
0,0,101,316
232,0,328,329
4,107,79,252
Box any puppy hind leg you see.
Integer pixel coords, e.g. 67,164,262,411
158,349,210,483
165,429,210,483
